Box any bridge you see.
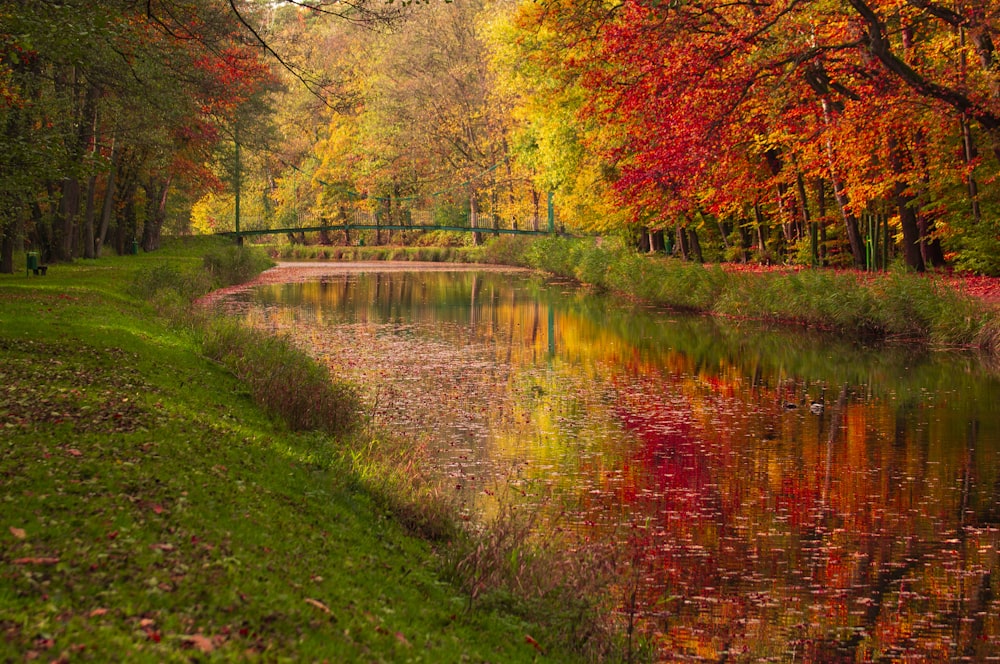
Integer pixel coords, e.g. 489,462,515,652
220,150,562,243
218,221,558,242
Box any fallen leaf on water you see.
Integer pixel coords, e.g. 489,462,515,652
9,526,26,539
304,598,330,613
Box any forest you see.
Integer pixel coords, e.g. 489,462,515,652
3,0,1000,275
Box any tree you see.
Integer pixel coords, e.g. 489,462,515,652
0,0,275,270
507,0,1000,272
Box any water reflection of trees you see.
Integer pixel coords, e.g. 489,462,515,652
603,360,999,660
235,271,1000,661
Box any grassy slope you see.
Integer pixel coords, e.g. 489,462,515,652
0,239,557,662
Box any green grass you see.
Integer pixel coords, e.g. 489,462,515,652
0,237,596,662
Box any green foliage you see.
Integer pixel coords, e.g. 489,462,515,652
952,221,1000,276
202,245,274,288
521,236,582,276
132,261,214,302
468,235,533,265
433,201,470,227
343,435,459,542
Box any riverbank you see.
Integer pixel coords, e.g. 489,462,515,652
513,236,1000,353
261,236,1000,353
0,237,606,662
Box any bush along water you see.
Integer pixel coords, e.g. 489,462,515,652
516,236,999,352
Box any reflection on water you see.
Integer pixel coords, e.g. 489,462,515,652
222,269,1000,661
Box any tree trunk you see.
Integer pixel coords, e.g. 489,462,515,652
888,137,925,271
753,203,771,263
960,115,983,224
796,172,819,266
95,166,116,258
82,175,97,259
827,176,865,267
53,178,81,261
917,212,946,268
116,176,139,256
688,226,704,263
647,230,662,253
141,177,170,252
675,225,690,260
816,178,829,266
638,229,650,253
893,183,925,271
0,218,15,274
738,218,753,263
470,193,482,246
530,189,540,232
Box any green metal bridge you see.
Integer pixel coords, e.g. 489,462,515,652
218,221,557,241
221,149,562,243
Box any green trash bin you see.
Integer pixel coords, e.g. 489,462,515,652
26,252,38,276
131,240,139,255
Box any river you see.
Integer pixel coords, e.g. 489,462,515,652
219,264,1000,662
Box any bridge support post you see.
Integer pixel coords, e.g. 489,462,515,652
547,192,555,234
234,130,243,246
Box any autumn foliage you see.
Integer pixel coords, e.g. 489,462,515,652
504,0,1000,273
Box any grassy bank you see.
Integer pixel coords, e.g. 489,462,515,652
257,233,1000,351
0,237,612,662
508,236,1000,352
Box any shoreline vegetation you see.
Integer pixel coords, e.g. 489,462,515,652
3,233,997,662
265,235,1000,356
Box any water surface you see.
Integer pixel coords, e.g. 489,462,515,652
222,267,1000,661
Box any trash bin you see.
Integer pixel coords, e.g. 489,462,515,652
26,252,38,276
131,240,139,255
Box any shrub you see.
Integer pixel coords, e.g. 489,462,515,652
131,262,215,309
202,245,273,287
201,318,361,436
440,493,626,661
977,316,1000,355
473,236,533,266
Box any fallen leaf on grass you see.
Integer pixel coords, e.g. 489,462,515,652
304,598,330,613
9,526,26,539
395,632,411,647
525,635,545,654
66,449,82,457
13,557,59,565
89,608,108,617
181,634,215,653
